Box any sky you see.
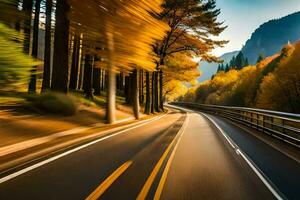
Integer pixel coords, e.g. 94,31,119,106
212,0,300,56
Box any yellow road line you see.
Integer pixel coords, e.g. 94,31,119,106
154,116,189,200
86,161,132,200
137,115,189,200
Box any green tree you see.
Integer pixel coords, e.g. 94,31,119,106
235,51,246,70
256,53,265,64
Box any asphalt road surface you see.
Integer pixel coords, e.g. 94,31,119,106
0,106,299,200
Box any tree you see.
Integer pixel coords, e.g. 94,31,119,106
22,0,33,55
245,58,249,66
132,69,140,119
83,54,94,99
153,0,227,111
235,51,246,70
69,34,81,90
144,71,151,114
28,0,42,93
41,0,52,92
51,0,70,93
256,53,265,64
229,56,235,68
217,64,221,72
69,0,167,122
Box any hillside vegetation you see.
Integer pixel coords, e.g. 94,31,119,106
181,41,300,113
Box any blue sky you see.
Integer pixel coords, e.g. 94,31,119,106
212,0,300,56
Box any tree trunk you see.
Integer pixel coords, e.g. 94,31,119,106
69,34,80,90
125,76,129,102
132,69,140,119
106,67,116,123
125,75,133,105
78,54,85,90
141,70,144,103
144,71,151,115
159,69,164,111
93,67,101,96
22,0,33,54
119,72,124,91
151,72,155,113
28,0,41,93
41,0,52,92
101,70,105,91
154,71,159,112
83,55,94,99
51,0,70,93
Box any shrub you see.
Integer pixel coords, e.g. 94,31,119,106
25,92,79,116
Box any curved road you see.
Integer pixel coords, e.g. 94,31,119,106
0,106,299,199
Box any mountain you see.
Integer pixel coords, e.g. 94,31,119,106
197,51,239,82
242,11,300,64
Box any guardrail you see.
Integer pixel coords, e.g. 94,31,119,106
171,102,300,148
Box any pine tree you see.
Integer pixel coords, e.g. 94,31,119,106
256,53,265,64
235,51,246,70
225,63,230,72
229,56,236,68
217,64,221,72
245,58,249,66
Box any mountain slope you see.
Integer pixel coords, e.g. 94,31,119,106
198,51,239,82
242,11,300,64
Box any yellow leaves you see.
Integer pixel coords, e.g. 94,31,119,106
164,52,200,83
68,0,169,71
164,80,188,101
256,40,300,112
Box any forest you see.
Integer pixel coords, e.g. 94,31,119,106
181,41,300,113
0,0,226,123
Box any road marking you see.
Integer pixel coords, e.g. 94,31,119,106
137,114,188,200
85,161,132,200
154,115,189,200
0,114,167,184
200,112,284,200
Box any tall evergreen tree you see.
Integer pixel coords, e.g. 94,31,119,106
217,64,221,72
229,56,235,68
235,51,246,70
256,53,265,64
245,58,249,66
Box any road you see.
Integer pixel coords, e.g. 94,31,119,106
0,106,299,200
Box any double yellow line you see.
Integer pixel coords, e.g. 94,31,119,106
138,115,189,200
86,161,133,200
85,115,189,200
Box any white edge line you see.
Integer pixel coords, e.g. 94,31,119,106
200,112,284,200
167,104,285,200
0,114,167,184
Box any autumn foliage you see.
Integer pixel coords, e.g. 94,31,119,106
182,41,300,113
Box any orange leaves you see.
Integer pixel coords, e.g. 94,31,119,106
68,0,169,71
256,41,300,112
